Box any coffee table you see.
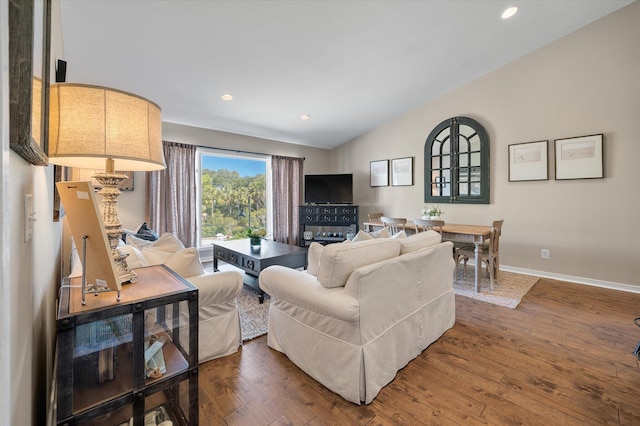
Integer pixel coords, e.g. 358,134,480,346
212,239,307,303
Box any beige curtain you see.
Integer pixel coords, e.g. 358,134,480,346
271,155,304,245
146,141,197,247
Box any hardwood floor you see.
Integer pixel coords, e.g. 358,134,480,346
197,279,640,425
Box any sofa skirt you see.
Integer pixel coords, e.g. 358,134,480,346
266,288,455,404
177,298,241,363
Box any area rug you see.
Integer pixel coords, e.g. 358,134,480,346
237,287,270,341
454,265,539,309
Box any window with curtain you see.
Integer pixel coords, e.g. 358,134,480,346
271,155,304,245
146,141,197,247
147,143,303,248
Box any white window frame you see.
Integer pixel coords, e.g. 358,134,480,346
195,148,272,249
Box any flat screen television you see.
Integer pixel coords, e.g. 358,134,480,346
304,174,353,204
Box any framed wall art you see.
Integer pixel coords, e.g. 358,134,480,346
370,160,389,187
508,140,548,181
9,0,52,165
391,157,414,186
554,134,603,180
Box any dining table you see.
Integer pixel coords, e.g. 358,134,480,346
363,221,493,293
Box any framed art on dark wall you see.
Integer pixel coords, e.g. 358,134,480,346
554,134,604,180
508,140,548,181
370,160,389,187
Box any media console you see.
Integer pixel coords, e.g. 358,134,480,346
299,205,359,246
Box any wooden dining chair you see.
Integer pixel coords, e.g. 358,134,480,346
380,216,407,234
413,218,444,234
368,212,384,223
455,220,504,290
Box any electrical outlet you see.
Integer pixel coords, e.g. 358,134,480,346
541,249,550,260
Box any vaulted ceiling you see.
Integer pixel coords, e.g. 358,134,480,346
59,0,633,149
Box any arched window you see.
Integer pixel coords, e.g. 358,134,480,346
424,116,490,204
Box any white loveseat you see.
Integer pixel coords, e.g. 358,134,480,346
71,232,244,363
259,230,456,404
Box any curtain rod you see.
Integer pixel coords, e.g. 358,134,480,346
164,140,305,161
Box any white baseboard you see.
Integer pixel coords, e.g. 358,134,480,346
459,259,640,294
500,264,640,295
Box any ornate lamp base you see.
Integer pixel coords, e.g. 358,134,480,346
94,159,137,284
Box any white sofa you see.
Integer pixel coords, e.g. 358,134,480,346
71,232,244,363
259,230,456,404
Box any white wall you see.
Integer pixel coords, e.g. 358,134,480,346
1,1,65,424
1,2,10,424
332,2,640,289
116,122,332,230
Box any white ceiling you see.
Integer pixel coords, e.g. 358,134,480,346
59,0,633,150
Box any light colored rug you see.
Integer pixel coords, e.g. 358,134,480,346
454,265,539,309
237,286,270,341
203,262,270,341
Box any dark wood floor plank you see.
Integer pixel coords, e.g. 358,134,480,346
196,278,640,425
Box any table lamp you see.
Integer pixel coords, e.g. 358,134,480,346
49,83,166,283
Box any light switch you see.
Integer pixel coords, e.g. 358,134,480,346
24,194,36,242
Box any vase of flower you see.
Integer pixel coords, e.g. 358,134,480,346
250,237,262,251
421,205,444,221
247,228,267,251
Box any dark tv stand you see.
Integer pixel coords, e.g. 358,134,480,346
305,202,353,206
299,205,359,246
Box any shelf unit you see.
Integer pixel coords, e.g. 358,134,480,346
299,205,359,246
56,265,199,426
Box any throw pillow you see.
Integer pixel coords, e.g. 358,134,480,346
370,226,391,238
141,247,175,265
351,230,373,242
134,222,159,241
126,233,155,251
164,247,205,278
316,238,401,288
120,245,151,269
306,242,324,276
149,232,185,252
141,233,186,264
391,230,407,239
400,230,442,254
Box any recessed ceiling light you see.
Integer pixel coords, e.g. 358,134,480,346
300,114,311,120
502,6,518,19
221,94,233,101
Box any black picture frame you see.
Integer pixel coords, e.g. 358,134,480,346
554,134,604,180
391,157,414,186
370,160,389,187
9,0,52,165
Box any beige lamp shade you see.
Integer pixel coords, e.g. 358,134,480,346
49,83,165,171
